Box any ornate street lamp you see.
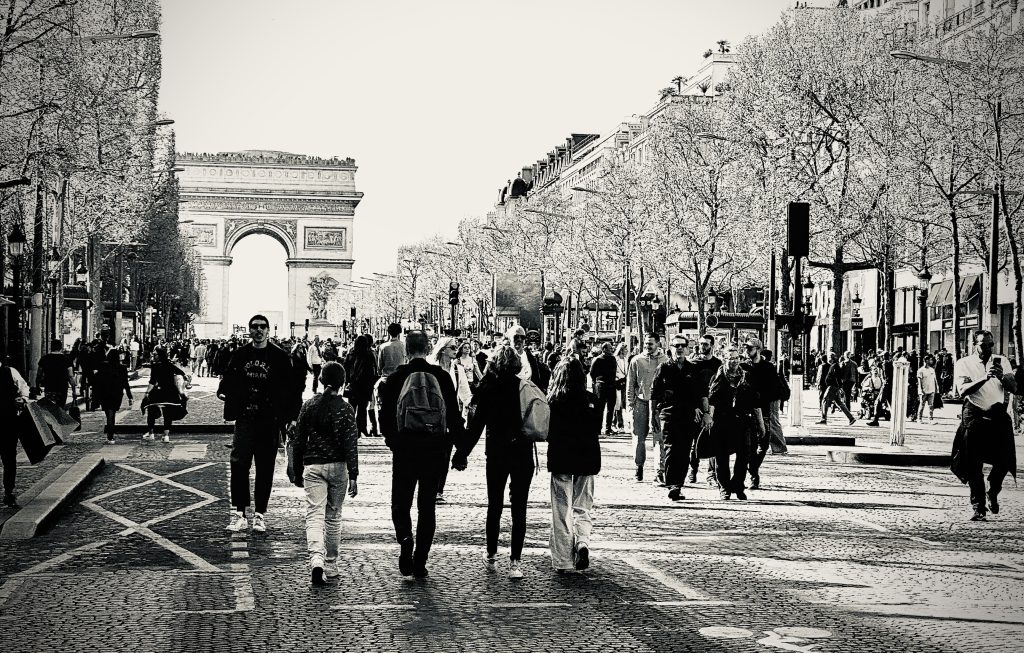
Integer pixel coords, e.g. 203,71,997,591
917,267,932,359
8,223,27,373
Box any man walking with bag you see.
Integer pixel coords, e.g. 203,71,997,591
379,331,465,578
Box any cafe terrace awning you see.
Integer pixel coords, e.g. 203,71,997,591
927,274,980,307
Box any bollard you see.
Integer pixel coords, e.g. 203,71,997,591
785,373,808,436
889,359,910,446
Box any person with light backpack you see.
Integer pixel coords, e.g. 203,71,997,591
452,345,547,579
378,331,465,579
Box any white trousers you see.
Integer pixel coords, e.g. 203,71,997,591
303,462,349,572
549,473,595,570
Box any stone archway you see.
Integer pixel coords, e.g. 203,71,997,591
176,150,362,339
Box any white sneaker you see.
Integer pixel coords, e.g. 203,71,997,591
143,432,155,441
162,434,170,443
226,513,248,532
484,554,497,572
508,559,524,579
252,513,267,532
325,562,340,578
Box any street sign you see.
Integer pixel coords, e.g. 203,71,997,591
851,316,863,331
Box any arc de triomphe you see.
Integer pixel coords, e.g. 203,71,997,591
176,150,362,338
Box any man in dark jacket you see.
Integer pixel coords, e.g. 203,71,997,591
379,330,465,578
741,338,785,489
589,342,618,435
652,335,709,501
218,314,294,534
817,352,856,425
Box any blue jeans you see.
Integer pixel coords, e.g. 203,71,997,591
632,399,663,471
303,462,349,573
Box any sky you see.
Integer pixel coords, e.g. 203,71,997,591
159,0,800,325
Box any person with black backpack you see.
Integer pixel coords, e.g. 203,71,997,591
451,345,541,580
378,331,465,579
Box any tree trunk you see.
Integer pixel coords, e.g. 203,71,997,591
780,248,793,313
830,264,845,354
1000,186,1024,361
951,207,963,359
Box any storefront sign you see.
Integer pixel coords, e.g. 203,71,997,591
851,317,863,331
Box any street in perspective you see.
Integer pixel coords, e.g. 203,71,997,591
2,1,1024,652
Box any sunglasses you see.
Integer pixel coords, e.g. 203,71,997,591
250,324,270,330
673,343,688,348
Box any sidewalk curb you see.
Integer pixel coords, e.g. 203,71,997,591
113,424,234,434
824,448,951,467
0,453,105,540
788,436,856,446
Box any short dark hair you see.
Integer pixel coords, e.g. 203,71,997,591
405,330,431,357
249,314,270,328
974,329,993,343
701,334,716,345
387,323,402,338
50,339,63,352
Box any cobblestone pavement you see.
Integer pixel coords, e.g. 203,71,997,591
1,374,1023,652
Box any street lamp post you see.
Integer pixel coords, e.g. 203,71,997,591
7,223,28,374
917,267,932,360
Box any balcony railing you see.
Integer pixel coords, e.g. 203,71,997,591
940,1,987,34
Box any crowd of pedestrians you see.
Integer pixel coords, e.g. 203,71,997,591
3,317,1022,582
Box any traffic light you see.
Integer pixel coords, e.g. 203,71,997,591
304,318,310,331
350,306,356,318
449,281,460,306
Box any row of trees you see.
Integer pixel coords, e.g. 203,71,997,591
0,0,200,353
373,7,1023,356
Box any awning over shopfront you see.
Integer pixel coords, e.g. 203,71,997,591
927,274,980,307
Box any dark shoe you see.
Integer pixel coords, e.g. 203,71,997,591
866,420,879,427
574,546,590,571
988,492,1000,515
398,537,414,576
635,466,643,482
2,493,17,508
413,564,429,578
687,471,697,484
848,417,857,426
749,476,760,490
734,489,747,500
667,486,683,501
815,420,827,425
971,510,987,522
312,567,327,587
655,471,665,486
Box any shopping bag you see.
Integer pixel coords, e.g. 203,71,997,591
32,398,78,442
18,403,61,464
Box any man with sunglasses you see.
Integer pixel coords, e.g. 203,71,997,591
219,314,294,533
741,338,788,489
689,334,723,485
652,335,710,501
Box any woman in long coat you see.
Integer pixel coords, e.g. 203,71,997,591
93,349,133,444
343,335,379,437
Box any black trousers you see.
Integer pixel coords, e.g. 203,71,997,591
747,428,769,481
595,386,617,431
486,455,534,561
230,419,280,514
391,446,445,564
1,433,17,496
310,364,322,393
437,443,455,496
663,415,698,488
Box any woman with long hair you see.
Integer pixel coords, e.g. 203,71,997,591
546,359,601,572
93,349,133,444
140,347,188,443
292,361,359,587
456,341,484,392
343,334,380,437
452,345,535,579
613,342,629,431
433,337,473,504
707,353,763,500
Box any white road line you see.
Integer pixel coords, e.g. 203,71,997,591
83,501,221,573
10,540,110,576
116,497,221,535
636,600,733,606
116,462,220,500
618,555,718,601
331,604,419,610
231,563,255,611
